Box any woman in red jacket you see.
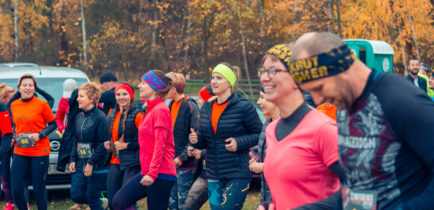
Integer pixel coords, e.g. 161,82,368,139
112,70,176,210
55,79,78,134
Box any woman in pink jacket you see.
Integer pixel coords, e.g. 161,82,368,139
112,70,176,210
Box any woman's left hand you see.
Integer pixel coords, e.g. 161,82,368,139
140,175,154,186
84,164,93,177
114,141,128,150
225,138,238,152
28,133,40,142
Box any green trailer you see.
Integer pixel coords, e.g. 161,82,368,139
344,39,394,73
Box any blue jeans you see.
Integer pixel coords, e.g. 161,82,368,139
70,170,107,210
207,179,250,210
169,168,196,210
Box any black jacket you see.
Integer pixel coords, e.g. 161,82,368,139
405,75,428,94
99,88,116,115
108,103,142,170
193,93,262,180
169,97,200,169
57,89,79,171
71,106,110,171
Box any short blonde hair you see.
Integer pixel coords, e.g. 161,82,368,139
166,72,185,94
0,83,14,103
78,82,101,104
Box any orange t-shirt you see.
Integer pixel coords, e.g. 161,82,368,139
110,111,143,164
170,97,188,129
211,101,229,133
11,97,55,157
316,103,337,120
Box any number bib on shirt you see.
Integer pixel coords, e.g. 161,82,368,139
342,187,378,210
16,133,35,148
77,143,93,159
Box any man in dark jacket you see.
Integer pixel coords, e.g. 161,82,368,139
166,72,200,210
291,32,434,209
99,70,118,115
405,58,428,94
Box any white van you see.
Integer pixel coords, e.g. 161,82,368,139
0,64,90,189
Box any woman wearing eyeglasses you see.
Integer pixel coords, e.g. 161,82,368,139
189,63,262,210
257,44,344,210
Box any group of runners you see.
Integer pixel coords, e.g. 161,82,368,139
0,31,433,210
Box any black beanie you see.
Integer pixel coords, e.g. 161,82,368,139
100,70,117,83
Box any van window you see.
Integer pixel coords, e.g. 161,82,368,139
0,78,88,112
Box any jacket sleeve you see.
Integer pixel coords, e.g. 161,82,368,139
0,103,13,161
88,114,110,166
70,136,78,163
35,86,54,108
55,99,67,133
177,100,200,163
378,75,434,209
147,126,170,180
235,102,263,151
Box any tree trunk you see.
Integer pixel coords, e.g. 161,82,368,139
259,0,266,51
407,9,420,62
150,0,158,69
335,0,343,37
327,0,335,33
292,0,297,41
201,15,209,81
234,2,253,97
184,4,191,72
80,0,90,76
13,0,19,62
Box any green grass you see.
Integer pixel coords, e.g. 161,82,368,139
0,190,260,209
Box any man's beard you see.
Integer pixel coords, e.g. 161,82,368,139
408,68,419,76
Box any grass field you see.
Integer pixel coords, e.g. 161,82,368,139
0,189,260,210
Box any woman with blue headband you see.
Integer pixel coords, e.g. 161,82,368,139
112,70,176,210
189,63,262,210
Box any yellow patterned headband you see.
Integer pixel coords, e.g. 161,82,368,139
289,45,356,84
266,44,292,71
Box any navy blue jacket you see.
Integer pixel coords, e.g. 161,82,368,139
71,106,110,171
193,93,262,180
405,75,427,94
169,97,200,169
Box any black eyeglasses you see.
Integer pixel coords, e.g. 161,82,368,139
258,67,287,77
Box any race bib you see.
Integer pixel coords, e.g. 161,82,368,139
16,133,35,148
342,187,378,210
77,143,93,159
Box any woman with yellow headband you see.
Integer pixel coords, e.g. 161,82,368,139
189,63,262,210
257,44,344,210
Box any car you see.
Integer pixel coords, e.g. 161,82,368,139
0,63,90,189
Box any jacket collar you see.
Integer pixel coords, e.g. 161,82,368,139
143,97,164,113
83,105,97,116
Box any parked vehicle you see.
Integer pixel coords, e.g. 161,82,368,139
0,64,89,189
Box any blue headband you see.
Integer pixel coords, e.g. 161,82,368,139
141,70,166,91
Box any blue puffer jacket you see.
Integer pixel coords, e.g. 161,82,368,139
193,93,262,180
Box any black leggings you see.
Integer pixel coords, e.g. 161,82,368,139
112,173,174,210
11,154,49,210
106,164,141,210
